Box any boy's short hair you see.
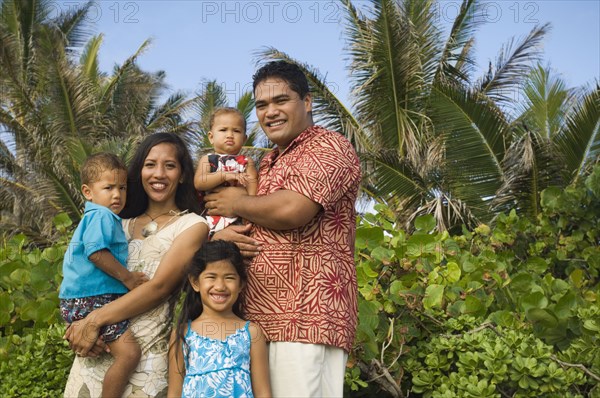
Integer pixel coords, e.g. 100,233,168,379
252,61,310,99
81,153,127,185
209,107,247,132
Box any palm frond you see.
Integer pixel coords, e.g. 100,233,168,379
478,23,550,106
236,91,254,120
80,34,103,83
360,149,426,213
99,38,154,107
513,64,572,139
434,0,480,85
554,84,600,183
493,130,564,217
429,83,508,219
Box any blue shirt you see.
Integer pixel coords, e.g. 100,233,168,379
59,202,129,299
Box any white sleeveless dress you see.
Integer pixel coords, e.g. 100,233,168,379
64,212,207,398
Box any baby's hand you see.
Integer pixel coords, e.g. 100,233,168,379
235,173,250,187
124,271,149,290
223,171,241,185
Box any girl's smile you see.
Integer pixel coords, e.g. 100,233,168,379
189,259,243,315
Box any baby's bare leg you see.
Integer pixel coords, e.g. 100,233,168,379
102,329,142,398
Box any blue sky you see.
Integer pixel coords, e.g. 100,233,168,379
69,1,599,108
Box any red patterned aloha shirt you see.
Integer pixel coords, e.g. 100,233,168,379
243,125,361,352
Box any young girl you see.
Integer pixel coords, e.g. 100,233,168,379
194,107,258,233
167,240,271,398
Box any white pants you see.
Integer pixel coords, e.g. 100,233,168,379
268,342,348,398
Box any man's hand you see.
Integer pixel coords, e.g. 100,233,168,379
204,186,247,218
212,223,261,257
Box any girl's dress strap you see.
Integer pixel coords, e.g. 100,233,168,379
186,320,192,336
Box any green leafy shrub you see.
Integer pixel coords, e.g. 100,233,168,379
0,214,73,397
0,213,71,335
347,166,600,397
0,324,73,397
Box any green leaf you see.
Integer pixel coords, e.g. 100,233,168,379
583,319,600,332
414,215,436,232
445,262,461,283
526,308,558,327
35,300,58,323
423,284,444,310
371,246,394,263
0,292,14,325
447,300,465,317
521,292,548,312
464,296,484,316
53,213,73,230
540,186,563,211
358,300,380,340
553,292,577,320
462,259,477,273
569,268,583,288
510,273,534,292
389,280,403,296
406,234,438,257
359,262,379,278
526,257,548,273
488,310,515,327
355,227,384,250
550,279,570,295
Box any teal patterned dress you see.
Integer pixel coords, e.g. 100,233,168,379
182,321,253,398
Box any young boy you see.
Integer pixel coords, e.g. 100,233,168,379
59,152,147,398
194,107,258,233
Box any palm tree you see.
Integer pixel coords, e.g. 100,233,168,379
255,0,599,232
0,0,196,243
493,65,600,217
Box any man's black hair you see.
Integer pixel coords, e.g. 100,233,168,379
252,61,310,99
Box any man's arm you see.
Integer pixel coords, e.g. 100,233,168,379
204,187,321,230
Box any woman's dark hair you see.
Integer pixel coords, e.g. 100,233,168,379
119,133,201,218
252,60,310,99
172,240,247,366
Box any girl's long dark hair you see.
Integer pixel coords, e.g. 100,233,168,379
172,240,247,366
120,133,202,219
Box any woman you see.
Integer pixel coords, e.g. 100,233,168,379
64,133,209,397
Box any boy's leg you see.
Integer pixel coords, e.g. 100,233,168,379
268,342,347,398
102,329,141,398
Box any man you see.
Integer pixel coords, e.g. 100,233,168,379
205,61,361,397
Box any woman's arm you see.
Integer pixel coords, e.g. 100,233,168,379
65,222,209,355
167,330,185,398
249,322,272,398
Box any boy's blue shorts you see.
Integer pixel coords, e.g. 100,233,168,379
60,293,129,342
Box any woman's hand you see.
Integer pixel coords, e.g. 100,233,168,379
63,313,108,357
